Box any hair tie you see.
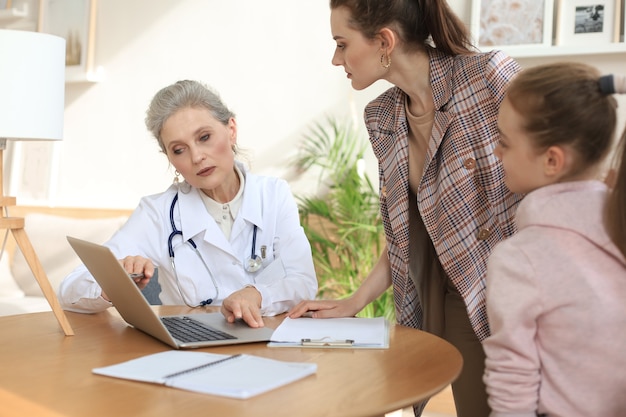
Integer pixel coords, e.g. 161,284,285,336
599,75,615,95
614,75,626,94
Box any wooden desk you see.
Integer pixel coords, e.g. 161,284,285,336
0,307,462,417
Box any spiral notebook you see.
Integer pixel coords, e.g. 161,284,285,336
92,350,317,399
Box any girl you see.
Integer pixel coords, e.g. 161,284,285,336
483,63,626,417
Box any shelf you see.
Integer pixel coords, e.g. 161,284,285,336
0,4,29,25
1,1,104,85
65,66,105,84
483,42,626,59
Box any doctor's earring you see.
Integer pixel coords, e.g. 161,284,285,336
174,171,191,194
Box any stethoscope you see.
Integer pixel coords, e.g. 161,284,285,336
167,193,263,307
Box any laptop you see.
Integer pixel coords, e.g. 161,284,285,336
66,236,275,349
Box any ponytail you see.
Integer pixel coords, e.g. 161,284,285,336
422,0,473,55
603,75,626,258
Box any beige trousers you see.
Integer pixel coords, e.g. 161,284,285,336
408,194,490,417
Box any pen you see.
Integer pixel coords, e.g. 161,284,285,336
163,354,243,379
301,338,354,347
129,273,144,282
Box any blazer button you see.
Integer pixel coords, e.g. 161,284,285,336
381,186,387,198
477,228,491,241
464,158,476,169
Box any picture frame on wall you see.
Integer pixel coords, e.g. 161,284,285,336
615,0,626,42
555,0,620,45
37,0,97,82
471,0,555,50
6,140,61,205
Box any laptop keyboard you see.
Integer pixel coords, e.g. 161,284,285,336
161,316,237,343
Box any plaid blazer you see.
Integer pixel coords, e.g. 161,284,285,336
365,47,522,341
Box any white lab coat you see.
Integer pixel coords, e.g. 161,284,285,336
59,169,317,316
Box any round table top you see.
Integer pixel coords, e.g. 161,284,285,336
0,306,462,417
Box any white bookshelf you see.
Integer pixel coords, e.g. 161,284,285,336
0,3,29,26
491,43,626,59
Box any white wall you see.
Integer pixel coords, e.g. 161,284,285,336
4,0,626,209
6,0,376,209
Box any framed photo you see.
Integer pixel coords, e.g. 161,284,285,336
471,0,554,50
38,0,97,81
556,0,619,45
6,140,61,205
1,0,13,9
619,0,624,42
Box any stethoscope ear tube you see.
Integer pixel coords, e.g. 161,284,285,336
168,192,216,306
246,225,262,272
168,194,181,257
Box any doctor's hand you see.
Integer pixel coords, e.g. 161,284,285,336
119,255,155,290
288,298,360,319
100,256,155,302
221,286,264,328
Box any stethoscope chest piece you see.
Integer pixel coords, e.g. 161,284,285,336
246,254,263,272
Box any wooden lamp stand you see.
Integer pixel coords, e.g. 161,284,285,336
0,142,73,336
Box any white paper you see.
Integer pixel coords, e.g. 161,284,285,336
269,317,389,348
94,351,227,384
169,354,315,398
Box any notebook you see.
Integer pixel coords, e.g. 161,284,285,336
66,236,275,349
92,350,317,399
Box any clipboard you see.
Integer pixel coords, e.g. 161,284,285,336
268,317,390,349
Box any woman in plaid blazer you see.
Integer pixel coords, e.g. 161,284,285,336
290,1,522,415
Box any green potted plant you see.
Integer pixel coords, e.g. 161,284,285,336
293,117,395,321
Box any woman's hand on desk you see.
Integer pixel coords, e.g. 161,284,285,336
221,286,264,328
288,298,360,319
290,253,390,319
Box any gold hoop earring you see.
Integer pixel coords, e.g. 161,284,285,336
173,170,181,184
380,51,391,69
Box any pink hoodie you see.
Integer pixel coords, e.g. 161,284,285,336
484,180,626,417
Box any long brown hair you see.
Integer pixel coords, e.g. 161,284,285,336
329,0,473,55
606,128,626,258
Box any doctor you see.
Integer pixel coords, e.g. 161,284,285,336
59,80,317,328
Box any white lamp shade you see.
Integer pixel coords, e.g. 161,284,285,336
0,29,65,141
